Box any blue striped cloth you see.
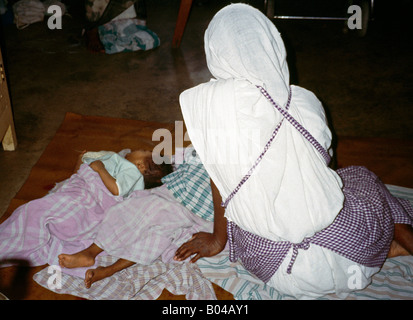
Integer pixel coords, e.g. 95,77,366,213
161,147,214,222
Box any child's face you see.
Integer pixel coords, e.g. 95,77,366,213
126,150,153,175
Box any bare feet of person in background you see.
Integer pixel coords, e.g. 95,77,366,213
85,28,105,53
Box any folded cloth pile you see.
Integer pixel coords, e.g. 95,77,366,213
98,18,160,54
13,0,44,29
13,0,65,29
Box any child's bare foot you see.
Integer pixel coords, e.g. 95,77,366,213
59,244,103,269
58,252,95,269
84,266,113,288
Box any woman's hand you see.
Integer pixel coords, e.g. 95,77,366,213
174,231,226,263
174,179,228,263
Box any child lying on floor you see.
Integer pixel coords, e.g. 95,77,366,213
0,148,172,271
58,147,216,288
75,149,169,196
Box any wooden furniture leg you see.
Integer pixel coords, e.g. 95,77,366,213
265,0,275,19
172,0,193,48
0,48,17,151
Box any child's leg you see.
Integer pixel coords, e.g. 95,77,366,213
58,243,103,268
84,259,135,288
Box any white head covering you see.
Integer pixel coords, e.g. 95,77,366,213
180,3,344,242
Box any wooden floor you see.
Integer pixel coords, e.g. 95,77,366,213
0,113,412,300
0,113,235,300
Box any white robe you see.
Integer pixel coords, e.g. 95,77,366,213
179,3,378,299
180,4,344,244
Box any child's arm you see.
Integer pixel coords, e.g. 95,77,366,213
89,160,119,196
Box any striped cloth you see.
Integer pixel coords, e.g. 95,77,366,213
202,183,413,300
0,164,123,270
93,185,213,267
33,244,413,300
32,179,413,300
34,254,217,300
161,147,214,222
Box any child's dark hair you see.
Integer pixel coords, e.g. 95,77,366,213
142,156,173,189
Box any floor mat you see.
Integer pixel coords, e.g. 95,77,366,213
0,112,412,300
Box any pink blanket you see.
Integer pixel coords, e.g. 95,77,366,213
0,164,213,279
95,185,213,266
0,164,122,273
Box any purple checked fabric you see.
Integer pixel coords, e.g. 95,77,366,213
225,87,413,283
228,166,413,283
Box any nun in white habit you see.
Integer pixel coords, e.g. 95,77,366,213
174,3,413,299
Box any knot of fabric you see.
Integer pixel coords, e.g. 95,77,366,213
286,238,311,274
